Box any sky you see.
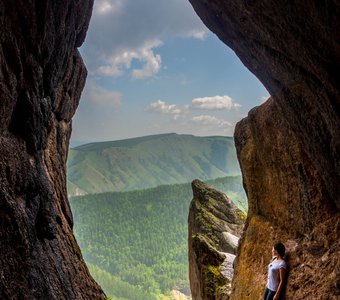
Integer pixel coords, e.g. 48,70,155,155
71,0,269,145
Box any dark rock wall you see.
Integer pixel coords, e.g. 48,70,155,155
0,1,105,299
188,0,339,299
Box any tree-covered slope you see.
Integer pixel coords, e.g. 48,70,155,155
69,176,247,299
67,133,240,196
86,263,160,300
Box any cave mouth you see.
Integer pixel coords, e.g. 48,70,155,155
2,1,338,300
65,2,268,298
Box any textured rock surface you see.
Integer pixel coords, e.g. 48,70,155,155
188,0,340,299
188,180,245,300
0,1,105,299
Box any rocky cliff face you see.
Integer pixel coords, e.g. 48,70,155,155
0,1,105,299
188,1,340,299
188,180,245,299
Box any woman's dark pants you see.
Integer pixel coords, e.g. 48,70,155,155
263,287,276,300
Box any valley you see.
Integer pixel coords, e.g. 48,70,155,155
67,134,246,299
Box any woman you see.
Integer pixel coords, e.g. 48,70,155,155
263,242,287,300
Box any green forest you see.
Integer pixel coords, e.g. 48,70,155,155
70,176,247,299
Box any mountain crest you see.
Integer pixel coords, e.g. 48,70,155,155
67,134,240,196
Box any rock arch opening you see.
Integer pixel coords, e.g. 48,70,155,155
0,1,338,300
67,1,267,298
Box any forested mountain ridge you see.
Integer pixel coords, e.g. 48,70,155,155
70,176,247,300
67,133,240,196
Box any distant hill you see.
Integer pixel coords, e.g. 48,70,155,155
67,133,240,196
69,176,247,300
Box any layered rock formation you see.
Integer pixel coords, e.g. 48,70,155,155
188,180,245,299
188,1,340,299
0,1,105,299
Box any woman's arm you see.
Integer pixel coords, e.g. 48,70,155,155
273,268,285,300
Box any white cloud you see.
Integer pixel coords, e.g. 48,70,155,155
260,95,270,103
95,1,112,14
131,41,162,79
97,63,123,78
82,81,122,107
97,40,162,79
147,100,186,120
191,115,232,128
82,0,208,78
189,30,207,40
94,0,125,15
190,95,241,110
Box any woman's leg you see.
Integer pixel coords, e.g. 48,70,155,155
263,288,269,300
263,288,276,300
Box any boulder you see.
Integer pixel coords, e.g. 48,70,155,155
188,179,245,299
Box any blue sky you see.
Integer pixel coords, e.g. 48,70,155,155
71,0,268,145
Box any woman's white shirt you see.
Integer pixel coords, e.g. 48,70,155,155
267,257,286,291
